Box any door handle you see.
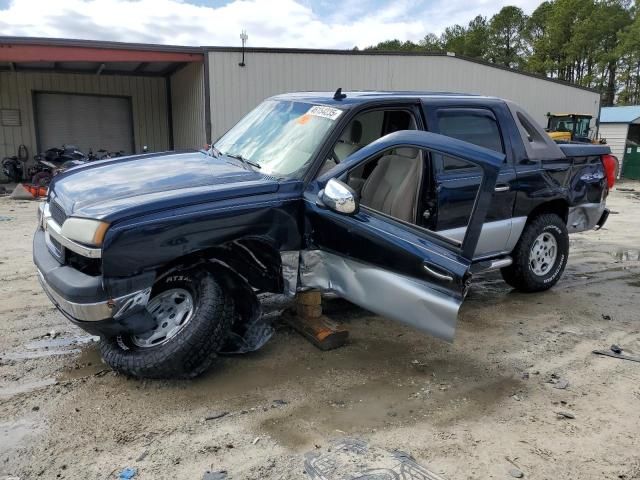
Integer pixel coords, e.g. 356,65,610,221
423,263,454,282
494,184,510,192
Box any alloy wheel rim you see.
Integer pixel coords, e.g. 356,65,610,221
131,288,195,348
529,232,558,277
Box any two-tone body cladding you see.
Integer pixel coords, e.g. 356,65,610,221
34,90,614,379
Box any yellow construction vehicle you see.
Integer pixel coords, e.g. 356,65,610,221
546,113,596,143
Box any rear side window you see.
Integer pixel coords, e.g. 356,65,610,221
516,112,546,143
436,108,504,171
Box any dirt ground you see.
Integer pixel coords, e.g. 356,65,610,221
1,184,639,480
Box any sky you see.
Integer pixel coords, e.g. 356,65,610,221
0,0,543,49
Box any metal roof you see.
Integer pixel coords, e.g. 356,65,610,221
0,36,203,53
0,36,203,77
0,37,599,93
600,106,640,124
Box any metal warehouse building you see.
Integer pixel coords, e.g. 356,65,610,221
1,37,601,180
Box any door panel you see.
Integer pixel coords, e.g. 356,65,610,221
304,130,503,341
425,106,517,257
300,249,461,340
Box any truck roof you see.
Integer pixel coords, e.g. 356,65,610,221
271,90,501,108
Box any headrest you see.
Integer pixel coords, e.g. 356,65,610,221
395,147,418,158
341,120,363,144
350,120,363,143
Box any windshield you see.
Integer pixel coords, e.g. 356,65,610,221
213,100,343,178
548,115,591,137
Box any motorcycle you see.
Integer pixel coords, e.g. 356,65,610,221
1,145,29,182
96,149,126,160
31,145,87,186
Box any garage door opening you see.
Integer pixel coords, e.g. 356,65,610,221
35,92,134,156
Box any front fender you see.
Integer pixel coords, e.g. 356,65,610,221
101,193,304,278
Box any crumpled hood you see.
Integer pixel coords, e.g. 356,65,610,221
50,151,279,222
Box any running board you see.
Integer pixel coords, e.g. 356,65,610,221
471,256,513,274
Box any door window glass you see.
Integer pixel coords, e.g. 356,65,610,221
436,109,503,171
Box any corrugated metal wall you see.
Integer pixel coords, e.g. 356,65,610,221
207,51,601,140
0,71,170,164
170,63,206,150
599,123,629,173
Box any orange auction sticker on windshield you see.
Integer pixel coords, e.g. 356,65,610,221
297,114,312,125
307,105,343,120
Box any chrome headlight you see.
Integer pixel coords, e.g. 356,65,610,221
61,218,110,247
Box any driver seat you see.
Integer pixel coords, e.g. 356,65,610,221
359,148,423,223
317,120,364,177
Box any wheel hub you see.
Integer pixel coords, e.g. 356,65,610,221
131,288,195,348
529,232,558,277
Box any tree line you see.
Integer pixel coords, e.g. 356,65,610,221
362,0,640,106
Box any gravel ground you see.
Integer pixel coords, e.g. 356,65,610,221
0,184,639,480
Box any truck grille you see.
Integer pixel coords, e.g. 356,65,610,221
47,234,65,262
49,200,67,226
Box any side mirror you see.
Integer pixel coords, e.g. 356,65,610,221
320,178,359,215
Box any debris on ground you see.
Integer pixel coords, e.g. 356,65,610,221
610,344,622,354
271,399,288,407
45,330,59,340
10,183,46,200
553,378,570,389
252,437,260,445
219,314,274,354
118,467,137,479
602,314,612,320
593,348,640,363
202,471,227,480
509,467,525,478
547,373,570,389
0,215,14,221
556,411,575,419
305,438,446,480
204,411,229,421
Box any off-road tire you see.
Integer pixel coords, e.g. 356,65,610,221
501,213,569,292
99,268,235,379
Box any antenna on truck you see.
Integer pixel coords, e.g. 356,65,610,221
333,88,347,100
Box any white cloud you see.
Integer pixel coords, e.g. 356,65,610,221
0,0,543,49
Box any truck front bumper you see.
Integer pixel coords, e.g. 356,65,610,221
33,229,155,337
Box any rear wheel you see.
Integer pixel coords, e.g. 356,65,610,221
99,267,235,379
501,213,569,292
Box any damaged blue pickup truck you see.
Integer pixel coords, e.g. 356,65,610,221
34,91,617,378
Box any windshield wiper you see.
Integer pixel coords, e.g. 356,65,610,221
222,151,261,170
209,146,221,158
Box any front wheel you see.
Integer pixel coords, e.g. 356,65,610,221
501,213,569,292
99,267,236,379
